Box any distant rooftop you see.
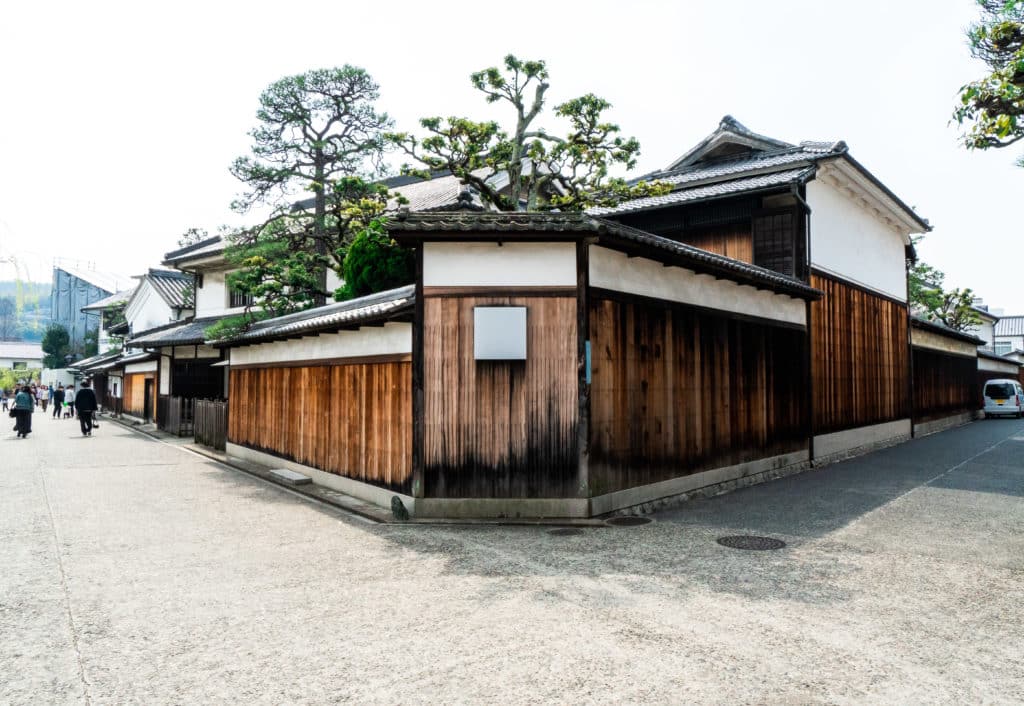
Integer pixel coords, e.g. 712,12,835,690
54,264,133,294
0,342,44,360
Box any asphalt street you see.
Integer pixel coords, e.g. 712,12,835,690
1,410,1022,704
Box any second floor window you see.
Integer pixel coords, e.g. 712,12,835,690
995,340,1012,355
228,287,254,309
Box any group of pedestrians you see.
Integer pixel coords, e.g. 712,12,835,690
7,380,99,438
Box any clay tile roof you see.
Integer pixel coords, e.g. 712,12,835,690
146,269,193,309
218,285,416,346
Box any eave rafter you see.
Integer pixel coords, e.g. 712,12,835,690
816,160,925,243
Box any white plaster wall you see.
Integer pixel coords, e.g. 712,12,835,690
194,270,249,318
326,270,344,295
994,335,1024,353
910,329,977,358
423,242,576,287
125,360,158,374
807,179,907,301
229,322,412,366
172,345,220,359
159,356,171,395
589,246,806,326
978,357,1019,375
969,318,995,346
125,281,176,333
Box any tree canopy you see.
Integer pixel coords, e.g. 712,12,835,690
955,0,1024,165
227,66,393,314
909,240,984,332
41,323,70,369
389,54,668,211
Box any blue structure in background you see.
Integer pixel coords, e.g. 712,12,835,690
50,266,132,353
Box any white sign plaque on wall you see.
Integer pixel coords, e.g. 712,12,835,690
474,306,527,360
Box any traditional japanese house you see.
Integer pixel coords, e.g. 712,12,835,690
217,211,820,518
590,116,931,462
205,118,962,518
117,238,239,430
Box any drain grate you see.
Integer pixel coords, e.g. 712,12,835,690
605,516,653,527
547,527,584,537
716,535,786,551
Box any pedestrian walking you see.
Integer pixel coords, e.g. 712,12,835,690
37,384,48,412
65,385,75,418
1,390,8,412
53,385,65,418
13,385,33,438
74,380,98,436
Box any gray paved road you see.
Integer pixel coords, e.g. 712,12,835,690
2,411,1023,704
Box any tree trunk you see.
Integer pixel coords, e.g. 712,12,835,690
313,151,328,307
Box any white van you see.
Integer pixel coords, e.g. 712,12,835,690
982,379,1024,418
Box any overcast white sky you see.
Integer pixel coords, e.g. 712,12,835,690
1,1,1020,309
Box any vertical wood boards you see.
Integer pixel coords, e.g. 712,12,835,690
227,362,412,492
675,223,754,263
810,272,910,434
913,348,977,422
588,293,808,496
422,294,579,498
123,373,155,418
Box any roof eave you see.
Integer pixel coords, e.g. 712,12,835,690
593,231,821,301
213,304,414,348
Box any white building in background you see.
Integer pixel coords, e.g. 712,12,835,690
994,315,1024,356
0,341,43,370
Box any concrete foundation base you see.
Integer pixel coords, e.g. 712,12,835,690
813,419,911,467
226,443,416,515
913,411,978,438
589,450,810,516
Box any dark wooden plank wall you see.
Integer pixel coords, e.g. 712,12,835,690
811,272,910,434
422,294,579,498
228,362,413,492
588,293,808,496
913,347,977,422
677,223,753,263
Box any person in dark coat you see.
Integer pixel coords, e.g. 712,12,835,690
74,380,98,436
53,384,65,418
13,386,34,438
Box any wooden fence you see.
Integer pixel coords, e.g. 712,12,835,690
194,399,228,451
157,396,195,437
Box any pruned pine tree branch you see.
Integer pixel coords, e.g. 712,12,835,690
387,54,669,212
225,66,392,322
955,1,1024,164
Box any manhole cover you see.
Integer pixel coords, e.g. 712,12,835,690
547,527,584,536
605,516,652,527
716,535,786,551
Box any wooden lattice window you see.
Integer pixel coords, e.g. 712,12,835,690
228,287,254,309
752,210,797,277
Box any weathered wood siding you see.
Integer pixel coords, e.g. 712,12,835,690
811,272,910,434
123,373,155,419
913,347,976,422
678,224,753,263
588,292,808,495
228,362,412,492
422,293,579,498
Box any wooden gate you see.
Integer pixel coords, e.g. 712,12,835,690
194,399,228,451
158,396,195,436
